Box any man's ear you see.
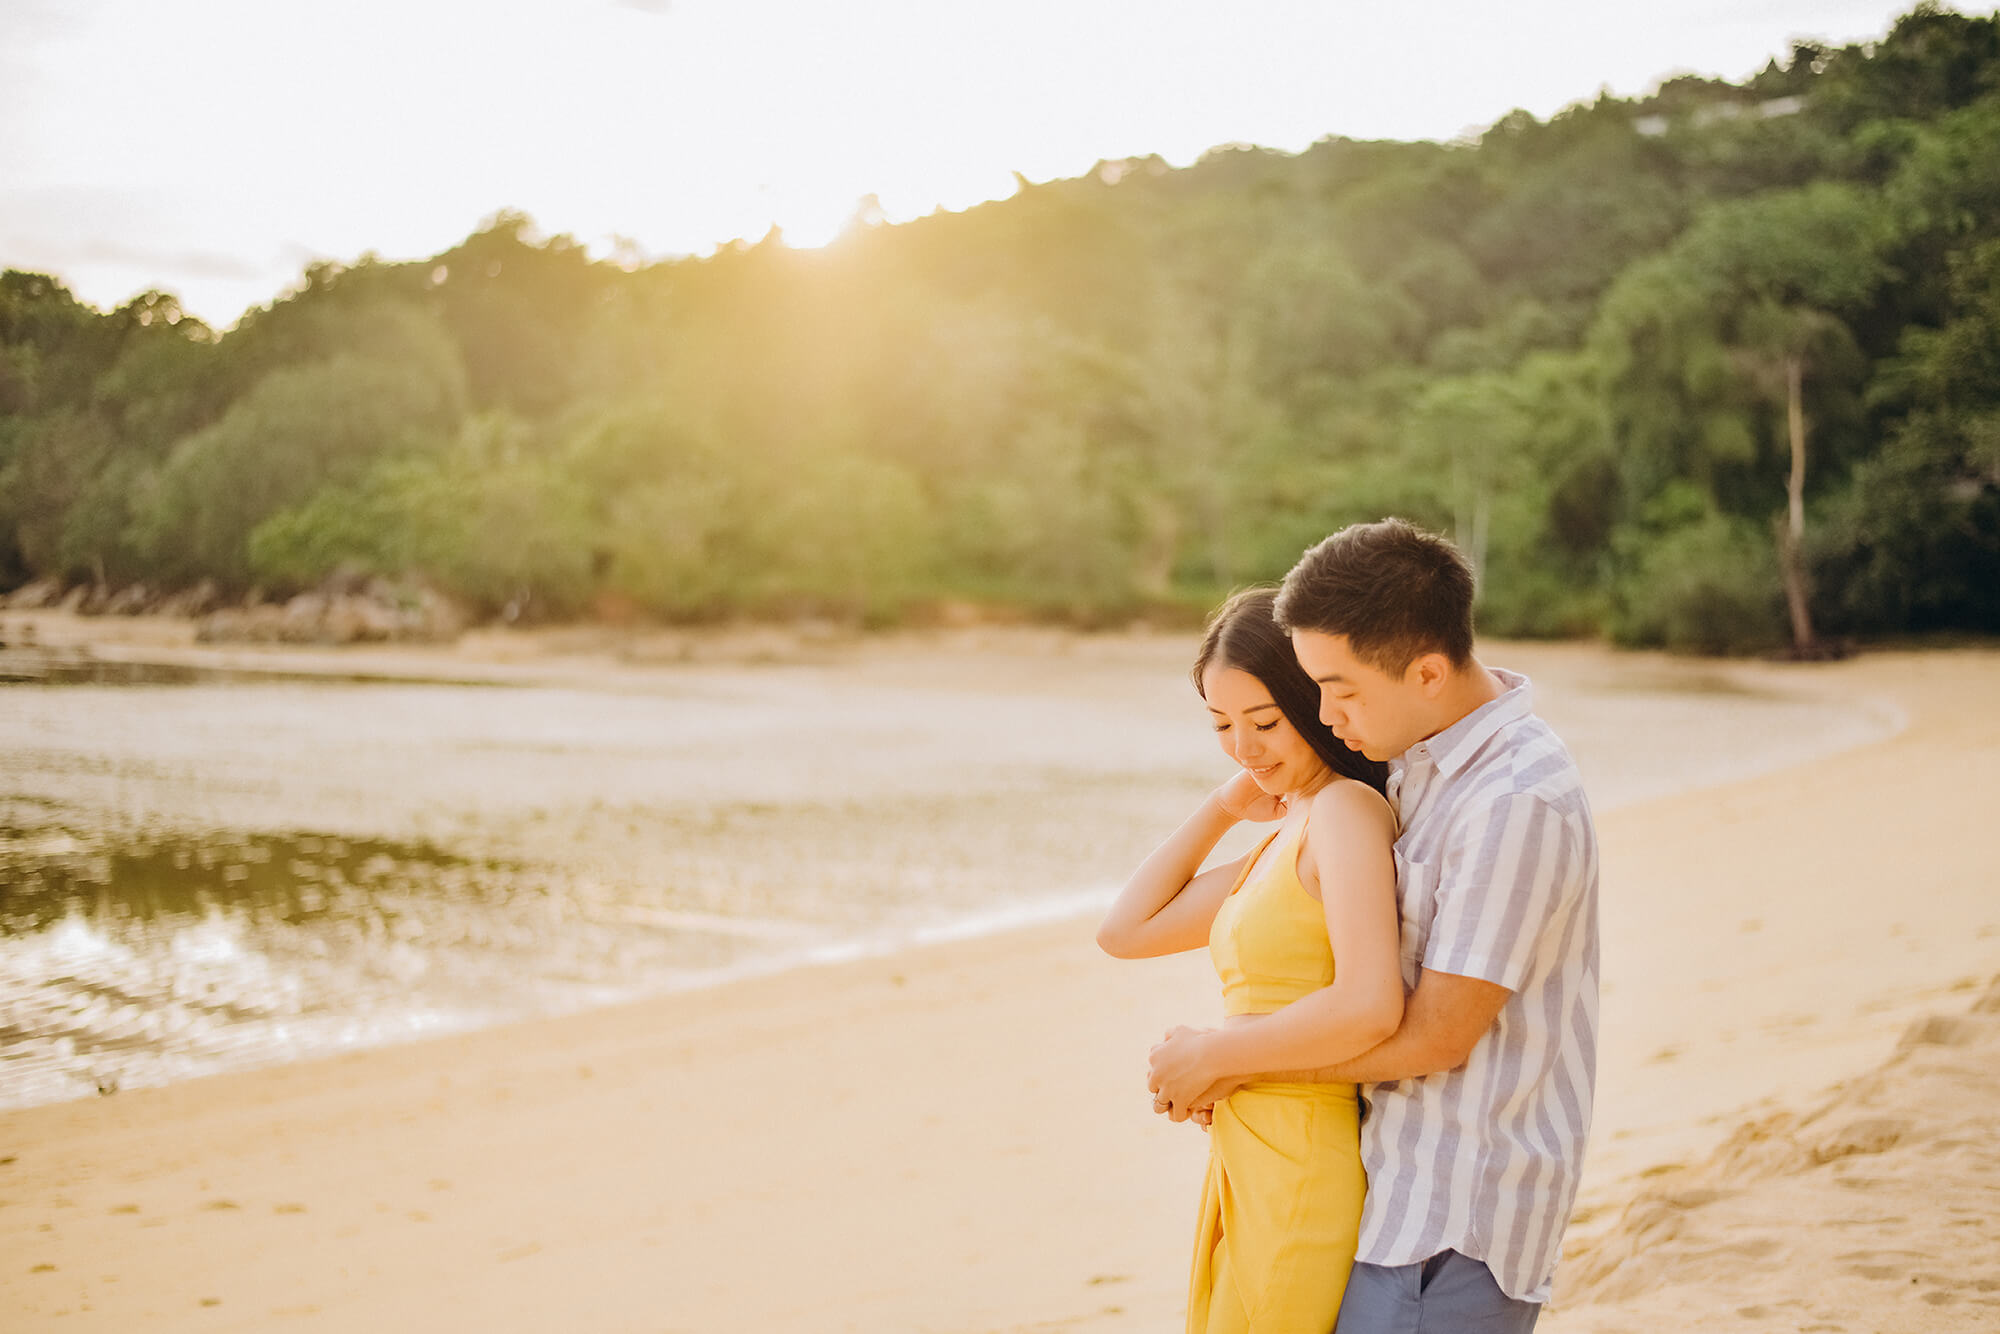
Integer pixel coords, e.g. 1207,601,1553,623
1411,651,1453,698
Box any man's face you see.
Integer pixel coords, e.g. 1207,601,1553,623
1290,629,1434,763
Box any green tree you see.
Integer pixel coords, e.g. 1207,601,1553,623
1817,238,2000,632
1593,183,1890,651
138,304,467,587
0,409,119,578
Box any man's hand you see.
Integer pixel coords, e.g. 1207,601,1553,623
1186,1070,1246,1127
1148,1025,1228,1121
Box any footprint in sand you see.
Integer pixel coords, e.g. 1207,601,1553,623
1560,981,2000,1328
1812,1117,1909,1164
1897,1015,1980,1050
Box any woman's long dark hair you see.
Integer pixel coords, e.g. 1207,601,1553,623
1192,587,1389,796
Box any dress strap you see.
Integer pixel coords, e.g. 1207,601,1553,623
1227,822,1292,897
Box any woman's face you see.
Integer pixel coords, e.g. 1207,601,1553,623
1201,664,1329,796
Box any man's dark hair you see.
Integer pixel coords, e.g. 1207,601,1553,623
1274,518,1476,674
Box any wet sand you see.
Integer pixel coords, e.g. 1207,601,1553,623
0,624,1993,1331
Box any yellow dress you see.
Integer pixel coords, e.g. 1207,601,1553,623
1188,818,1366,1334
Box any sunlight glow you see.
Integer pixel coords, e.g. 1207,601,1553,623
0,0,1921,325
773,206,855,252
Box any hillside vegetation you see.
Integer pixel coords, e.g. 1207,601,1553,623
4,5,1997,651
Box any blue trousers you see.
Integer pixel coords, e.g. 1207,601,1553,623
1333,1249,1541,1333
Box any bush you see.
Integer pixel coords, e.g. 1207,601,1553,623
1809,416,2000,637
937,417,1145,614
1610,513,1786,653
1477,564,1607,639
138,346,466,586
743,449,935,620
249,414,596,616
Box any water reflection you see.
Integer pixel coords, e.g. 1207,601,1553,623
1,825,473,929
0,647,494,689
1,650,207,686
0,822,787,1109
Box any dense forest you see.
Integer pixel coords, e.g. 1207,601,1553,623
3,5,1998,652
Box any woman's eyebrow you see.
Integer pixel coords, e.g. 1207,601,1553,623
1209,702,1282,714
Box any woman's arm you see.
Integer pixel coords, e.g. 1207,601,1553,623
1147,780,1403,1085
1095,770,1277,959
1161,971,1512,1121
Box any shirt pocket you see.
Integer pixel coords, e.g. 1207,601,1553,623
1391,850,1439,989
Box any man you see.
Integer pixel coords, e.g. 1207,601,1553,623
1148,518,1599,1332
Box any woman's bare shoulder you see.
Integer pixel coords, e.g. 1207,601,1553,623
1305,778,1394,836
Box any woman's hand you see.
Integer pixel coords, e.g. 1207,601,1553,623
1148,1024,1224,1120
1213,768,1287,823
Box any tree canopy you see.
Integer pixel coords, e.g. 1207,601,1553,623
4,5,1998,649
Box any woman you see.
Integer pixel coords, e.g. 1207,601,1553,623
1096,588,1404,1333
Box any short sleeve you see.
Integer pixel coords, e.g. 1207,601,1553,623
1422,792,1579,991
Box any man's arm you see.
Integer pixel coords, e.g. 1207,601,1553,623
1150,969,1510,1118
1298,789,1578,1086
1271,968,1510,1084
1155,788,1577,1118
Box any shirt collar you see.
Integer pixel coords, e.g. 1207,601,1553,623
1397,667,1533,779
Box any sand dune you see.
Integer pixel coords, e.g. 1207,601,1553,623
1552,979,2000,1332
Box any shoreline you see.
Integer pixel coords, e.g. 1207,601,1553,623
0,615,1906,1117
0,637,1993,1330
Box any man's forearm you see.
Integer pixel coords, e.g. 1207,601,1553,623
1262,970,1513,1086
1264,1026,1446,1086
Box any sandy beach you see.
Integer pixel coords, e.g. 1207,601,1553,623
2,628,1996,1331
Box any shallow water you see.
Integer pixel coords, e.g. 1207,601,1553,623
0,639,1902,1110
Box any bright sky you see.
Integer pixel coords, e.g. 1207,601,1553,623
0,0,1928,328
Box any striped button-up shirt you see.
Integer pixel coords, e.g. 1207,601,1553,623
1357,667,1599,1303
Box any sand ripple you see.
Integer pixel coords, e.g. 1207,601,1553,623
1554,978,2000,1332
